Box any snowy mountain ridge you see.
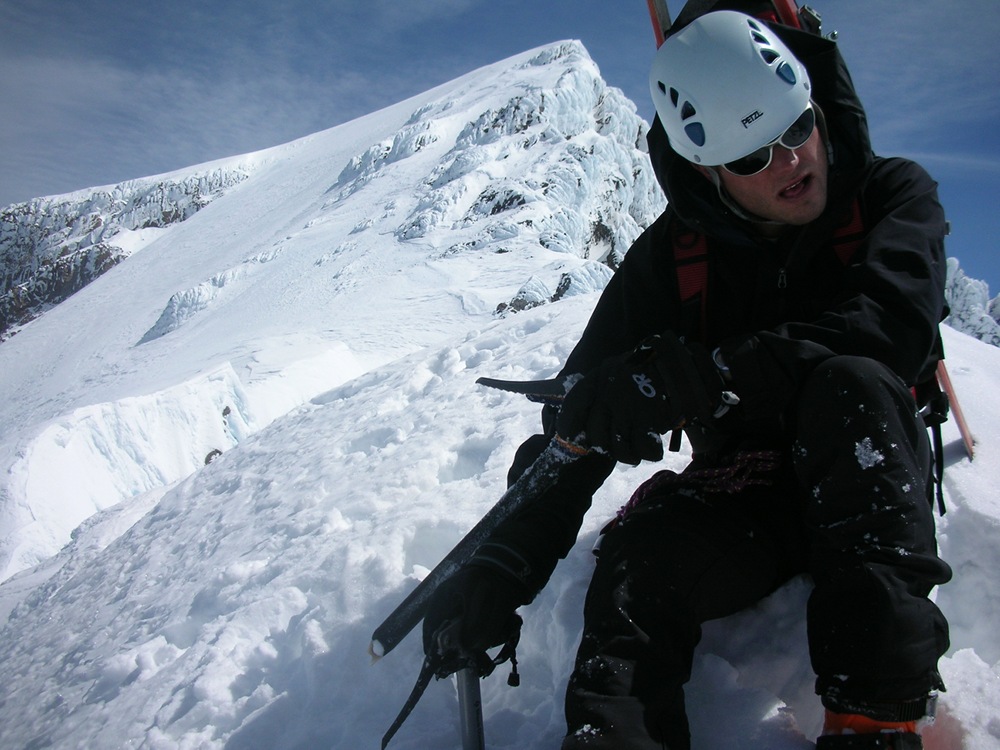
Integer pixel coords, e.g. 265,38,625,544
0,40,661,582
0,40,998,750
4,46,999,348
0,163,261,341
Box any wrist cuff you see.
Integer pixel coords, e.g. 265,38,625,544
821,692,937,723
470,543,535,600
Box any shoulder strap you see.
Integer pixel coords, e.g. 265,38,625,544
667,219,709,453
668,196,863,338
831,197,865,265
670,220,710,339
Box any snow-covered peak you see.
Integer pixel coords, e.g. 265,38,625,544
0,40,661,581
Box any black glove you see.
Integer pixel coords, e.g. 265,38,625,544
422,564,526,677
555,332,735,465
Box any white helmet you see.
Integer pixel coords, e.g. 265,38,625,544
649,10,811,166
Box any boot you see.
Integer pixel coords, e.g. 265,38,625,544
816,710,923,749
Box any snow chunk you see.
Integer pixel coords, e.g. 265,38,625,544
854,437,885,469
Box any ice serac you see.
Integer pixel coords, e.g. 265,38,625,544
944,257,1000,346
335,40,664,307
0,167,253,340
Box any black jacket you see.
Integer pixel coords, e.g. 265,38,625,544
476,24,948,599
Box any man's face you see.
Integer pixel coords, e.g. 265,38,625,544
715,126,829,228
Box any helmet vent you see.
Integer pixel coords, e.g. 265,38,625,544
684,122,706,148
746,17,784,69
680,101,696,120
670,87,680,107
776,61,797,84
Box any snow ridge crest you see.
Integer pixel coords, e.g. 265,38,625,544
0,167,254,340
329,40,664,309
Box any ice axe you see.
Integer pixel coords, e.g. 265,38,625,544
373,375,583,748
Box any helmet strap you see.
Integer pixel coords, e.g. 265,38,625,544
813,101,834,165
702,166,784,228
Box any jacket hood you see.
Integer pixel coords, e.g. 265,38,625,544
646,22,873,239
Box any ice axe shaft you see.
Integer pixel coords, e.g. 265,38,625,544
369,436,584,659
457,667,486,750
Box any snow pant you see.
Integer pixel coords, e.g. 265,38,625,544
561,356,952,750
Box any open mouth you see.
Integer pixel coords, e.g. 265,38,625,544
779,175,811,199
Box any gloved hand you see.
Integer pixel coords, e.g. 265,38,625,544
555,345,680,465
556,332,735,465
422,564,526,677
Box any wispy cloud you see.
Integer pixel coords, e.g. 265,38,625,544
896,151,1000,175
831,0,1000,153
2,0,996,214
0,0,479,204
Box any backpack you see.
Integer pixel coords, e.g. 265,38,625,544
647,0,822,45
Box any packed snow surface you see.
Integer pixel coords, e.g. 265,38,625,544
0,41,998,750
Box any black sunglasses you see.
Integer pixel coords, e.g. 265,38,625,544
722,105,817,177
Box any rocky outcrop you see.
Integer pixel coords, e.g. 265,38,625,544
332,41,665,315
1,168,251,340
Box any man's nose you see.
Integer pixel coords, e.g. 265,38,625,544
770,145,800,172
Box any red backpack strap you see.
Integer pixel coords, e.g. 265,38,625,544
671,197,862,330
671,221,710,339
831,196,865,265
667,220,709,452
770,0,803,28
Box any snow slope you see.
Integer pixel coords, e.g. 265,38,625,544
0,302,998,750
0,41,998,750
0,40,661,581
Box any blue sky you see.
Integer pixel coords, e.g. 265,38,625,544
2,0,998,291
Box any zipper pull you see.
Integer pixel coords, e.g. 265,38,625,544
777,267,787,289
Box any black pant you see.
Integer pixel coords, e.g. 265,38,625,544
561,357,952,750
